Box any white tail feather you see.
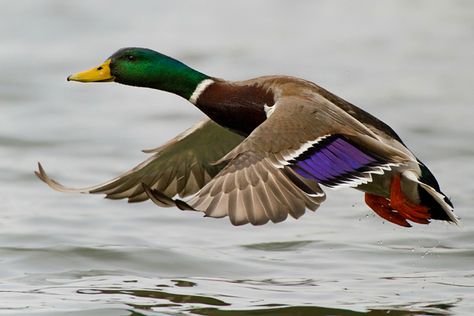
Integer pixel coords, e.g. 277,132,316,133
403,170,459,224
418,182,460,224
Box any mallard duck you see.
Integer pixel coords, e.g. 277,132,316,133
36,47,458,227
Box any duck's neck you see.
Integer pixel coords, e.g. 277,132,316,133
125,53,275,135
121,55,211,100
156,62,210,100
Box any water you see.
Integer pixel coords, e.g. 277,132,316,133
1,0,473,315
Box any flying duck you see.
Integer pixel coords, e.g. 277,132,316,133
36,47,458,227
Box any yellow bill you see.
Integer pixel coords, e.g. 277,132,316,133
67,59,114,82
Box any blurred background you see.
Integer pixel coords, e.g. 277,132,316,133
1,1,473,315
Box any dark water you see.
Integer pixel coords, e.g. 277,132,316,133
1,1,473,315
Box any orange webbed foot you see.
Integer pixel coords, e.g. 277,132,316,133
365,193,411,227
364,174,432,227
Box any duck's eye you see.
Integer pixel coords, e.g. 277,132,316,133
127,55,135,61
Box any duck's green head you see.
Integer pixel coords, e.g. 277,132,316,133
67,47,210,99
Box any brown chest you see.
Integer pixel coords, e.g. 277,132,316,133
195,81,275,136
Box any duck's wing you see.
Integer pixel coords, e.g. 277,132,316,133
36,118,244,203
145,95,414,225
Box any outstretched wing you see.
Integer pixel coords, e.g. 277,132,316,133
144,152,326,225
145,95,413,225
36,118,244,203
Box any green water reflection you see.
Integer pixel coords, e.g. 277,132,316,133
192,306,448,316
79,284,454,316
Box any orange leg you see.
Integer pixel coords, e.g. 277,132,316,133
365,193,411,227
389,174,430,225
364,174,431,227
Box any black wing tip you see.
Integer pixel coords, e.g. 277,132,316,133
142,182,170,206
34,162,94,194
34,162,62,191
35,162,46,182
141,182,195,210
35,162,58,187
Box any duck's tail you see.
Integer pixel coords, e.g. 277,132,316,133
365,163,458,227
415,162,459,224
